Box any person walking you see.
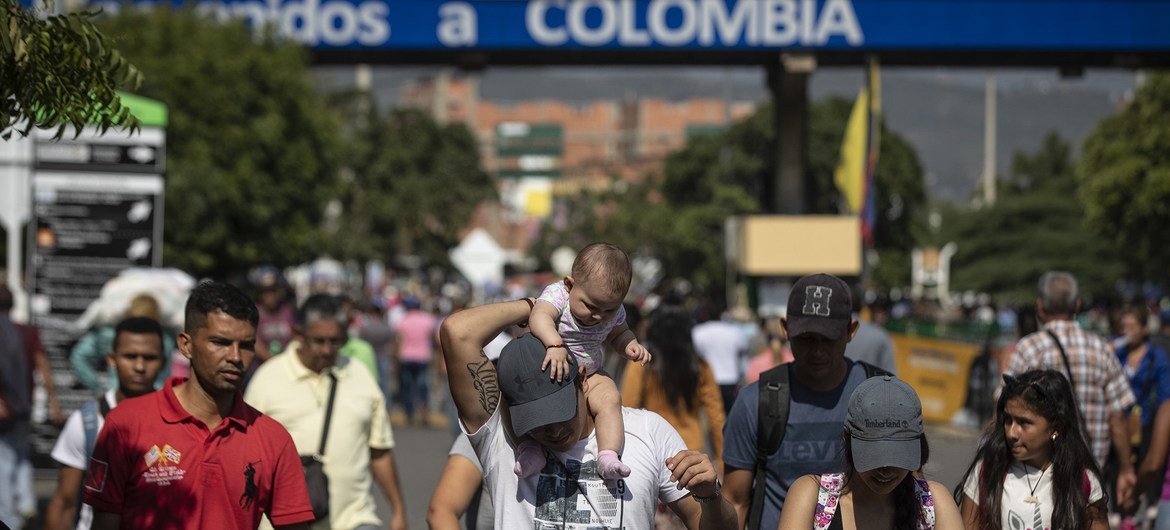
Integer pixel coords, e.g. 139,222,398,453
1006,271,1137,506
622,304,725,468
394,297,437,425
778,376,961,529
44,317,166,530
956,370,1108,530
247,294,408,530
437,298,738,529
722,274,886,530
84,281,313,530
692,307,748,414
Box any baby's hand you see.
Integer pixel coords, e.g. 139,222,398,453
625,340,651,366
541,345,571,382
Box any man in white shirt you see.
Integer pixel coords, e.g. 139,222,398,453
438,298,738,530
44,317,166,530
692,310,748,413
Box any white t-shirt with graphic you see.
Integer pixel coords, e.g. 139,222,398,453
537,281,626,374
962,459,1104,530
50,390,117,530
467,406,688,529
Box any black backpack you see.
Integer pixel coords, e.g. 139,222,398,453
746,361,890,530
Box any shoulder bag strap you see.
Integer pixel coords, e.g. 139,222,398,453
79,399,101,525
859,360,891,379
748,364,791,530
812,473,843,530
913,476,936,529
317,372,338,456
1045,330,1076,390
81,400,99,460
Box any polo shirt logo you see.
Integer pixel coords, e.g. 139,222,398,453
163,444,182,465
143,443,187,486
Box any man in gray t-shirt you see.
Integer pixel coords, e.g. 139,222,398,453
720,273,864,530
845,319,896,374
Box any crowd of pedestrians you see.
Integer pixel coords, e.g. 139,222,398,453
8,243,1170,530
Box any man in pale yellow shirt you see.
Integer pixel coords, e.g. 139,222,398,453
246,294,407,530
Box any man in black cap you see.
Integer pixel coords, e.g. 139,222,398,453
438,298,737,530
722,273,884,529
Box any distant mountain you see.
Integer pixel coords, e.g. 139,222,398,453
313,66,1134,200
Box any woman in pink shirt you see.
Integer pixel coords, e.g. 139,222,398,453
395,297,438,425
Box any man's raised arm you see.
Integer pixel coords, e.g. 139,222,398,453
438,299,530,433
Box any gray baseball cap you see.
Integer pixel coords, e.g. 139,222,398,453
496,333,580,437
844,375,924,473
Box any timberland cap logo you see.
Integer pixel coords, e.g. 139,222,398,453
865,418,911,429
512,372,541,394
802,285,833,317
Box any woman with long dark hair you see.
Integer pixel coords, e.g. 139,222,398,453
955,369,1108,529
621,304,725,468
778,376,961,529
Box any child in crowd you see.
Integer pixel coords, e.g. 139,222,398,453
522,242,650,479
778,376,962,529
955,369,1108,530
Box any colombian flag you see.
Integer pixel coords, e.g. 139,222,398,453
833,58,881,248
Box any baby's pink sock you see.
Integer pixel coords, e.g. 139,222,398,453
514,440,546,478
597,449,630,479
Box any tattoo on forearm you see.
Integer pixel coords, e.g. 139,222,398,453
467,357,499,413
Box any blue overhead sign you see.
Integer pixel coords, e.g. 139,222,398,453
78,0,1170,52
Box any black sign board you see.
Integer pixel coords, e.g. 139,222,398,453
27,155,165,463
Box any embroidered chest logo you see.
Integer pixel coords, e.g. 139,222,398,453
143,443,187,486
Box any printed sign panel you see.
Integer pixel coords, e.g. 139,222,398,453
890,333,982,423
45,0,1170,52
26,127,165,464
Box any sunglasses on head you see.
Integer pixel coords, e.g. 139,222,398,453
1002,374,1049,402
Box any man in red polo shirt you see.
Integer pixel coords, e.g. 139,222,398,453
84,281,314,530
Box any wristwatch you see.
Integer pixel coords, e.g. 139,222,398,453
692,480,722,503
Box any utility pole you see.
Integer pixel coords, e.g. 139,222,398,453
982,72,997,205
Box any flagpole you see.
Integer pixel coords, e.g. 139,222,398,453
860,55,876,287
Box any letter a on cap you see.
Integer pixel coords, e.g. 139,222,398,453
803,286,833,317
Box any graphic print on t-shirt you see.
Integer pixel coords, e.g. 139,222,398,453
534,454,628,529
1006,505,1043,530
142,443,186,486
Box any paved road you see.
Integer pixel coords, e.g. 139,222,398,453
28,420,979,530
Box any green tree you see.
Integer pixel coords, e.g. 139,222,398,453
327,102,495,266
1080,72,1170,283
97,8,342,278
535,97,927,298
2,0,141,138
931,132,1122,301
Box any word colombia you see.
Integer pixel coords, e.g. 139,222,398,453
525,0,864,48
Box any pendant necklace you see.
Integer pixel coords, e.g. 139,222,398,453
1023,462,1046,505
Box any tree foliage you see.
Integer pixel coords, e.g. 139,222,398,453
1,0,141,138
97,8,342,278
535,97,927,299
327,100,496,266
1080,72,1170,283
931,132,1123,302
